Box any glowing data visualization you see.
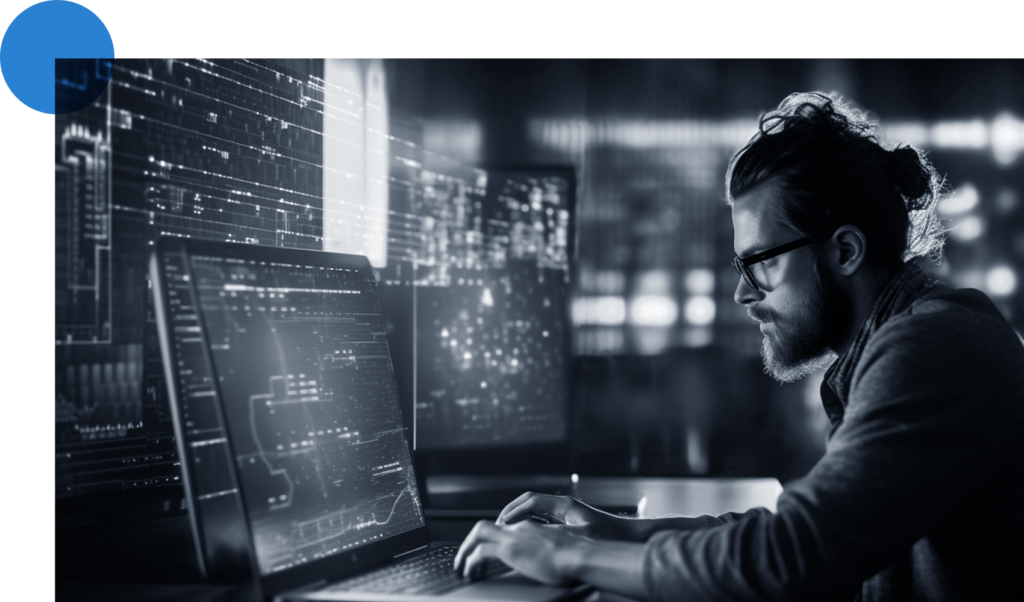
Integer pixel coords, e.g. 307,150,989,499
191,253,424,575
378,158,575,450
55,59,576,497
55,59,325,496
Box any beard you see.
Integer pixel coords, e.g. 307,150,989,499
757,254,850,383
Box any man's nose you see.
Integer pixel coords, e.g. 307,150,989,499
734,275,763,306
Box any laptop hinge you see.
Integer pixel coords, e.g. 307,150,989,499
394,544,430,559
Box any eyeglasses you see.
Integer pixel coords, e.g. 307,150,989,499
732,237,814,292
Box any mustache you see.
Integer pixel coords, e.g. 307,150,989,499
747,305,773,323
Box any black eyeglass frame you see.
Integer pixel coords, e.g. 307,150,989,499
732,237,814,292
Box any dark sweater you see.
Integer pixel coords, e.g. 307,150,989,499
642,263,1024,601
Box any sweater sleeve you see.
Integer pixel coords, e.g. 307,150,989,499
641,310,1023,601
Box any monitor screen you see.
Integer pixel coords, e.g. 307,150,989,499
371,159,576,452
411,169,574,450
183,244,425,576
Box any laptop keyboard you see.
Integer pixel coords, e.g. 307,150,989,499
325,546,511,596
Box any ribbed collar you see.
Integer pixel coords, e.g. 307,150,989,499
820,262,934,429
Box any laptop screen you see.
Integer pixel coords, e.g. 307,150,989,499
182,243,426,576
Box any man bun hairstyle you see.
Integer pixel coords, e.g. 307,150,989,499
726,92,945,269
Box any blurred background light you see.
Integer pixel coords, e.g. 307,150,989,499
683,295,716,326
534,114,1024,175
986,266,1018,297
880,121,930,147
630,295,678,326
684,268,715,295
636,269,673,294
573,296,627,325
680,326,713,348
948,214,985,242
995,188,1020,215
931,120,989,149
423,119,483,165
954,268,986,291
528,118,759,154
991,111,1024,167
938,183,980,216
595,270,625,294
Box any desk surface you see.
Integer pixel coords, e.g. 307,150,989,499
56,477,782,602
424,475,782,518
577,476,782,517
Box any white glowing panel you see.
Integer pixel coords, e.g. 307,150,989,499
323,59,389,268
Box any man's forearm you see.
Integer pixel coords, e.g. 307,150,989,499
559,539,648,599
618,513,742,542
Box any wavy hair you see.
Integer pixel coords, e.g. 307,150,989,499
726,92,945,269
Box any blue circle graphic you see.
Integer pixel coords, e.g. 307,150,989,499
1,1,114,114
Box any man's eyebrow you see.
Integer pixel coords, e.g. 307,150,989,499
737,240,793,261
736,242,767,259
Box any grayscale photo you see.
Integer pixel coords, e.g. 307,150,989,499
53,59,1024,602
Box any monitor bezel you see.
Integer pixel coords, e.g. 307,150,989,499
151,237,259,583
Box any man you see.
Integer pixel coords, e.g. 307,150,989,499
454,93,1024,600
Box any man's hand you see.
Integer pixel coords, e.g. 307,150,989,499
453,519,590,585
453,515,650,599
497,491,639,541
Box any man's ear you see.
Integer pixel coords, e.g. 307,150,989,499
829,225,867,276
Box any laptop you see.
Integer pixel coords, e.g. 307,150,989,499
150,236,590,602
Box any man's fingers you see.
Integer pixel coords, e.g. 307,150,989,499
454,520,502,572
508,517,544,532
496,491,539,525
462,542,499,579
499,493,565,525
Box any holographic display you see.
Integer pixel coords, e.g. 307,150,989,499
55,59,325,497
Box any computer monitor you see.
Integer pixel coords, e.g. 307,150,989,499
373,161,577,489
151,237,427,583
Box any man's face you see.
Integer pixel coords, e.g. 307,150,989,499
731,182,849,382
